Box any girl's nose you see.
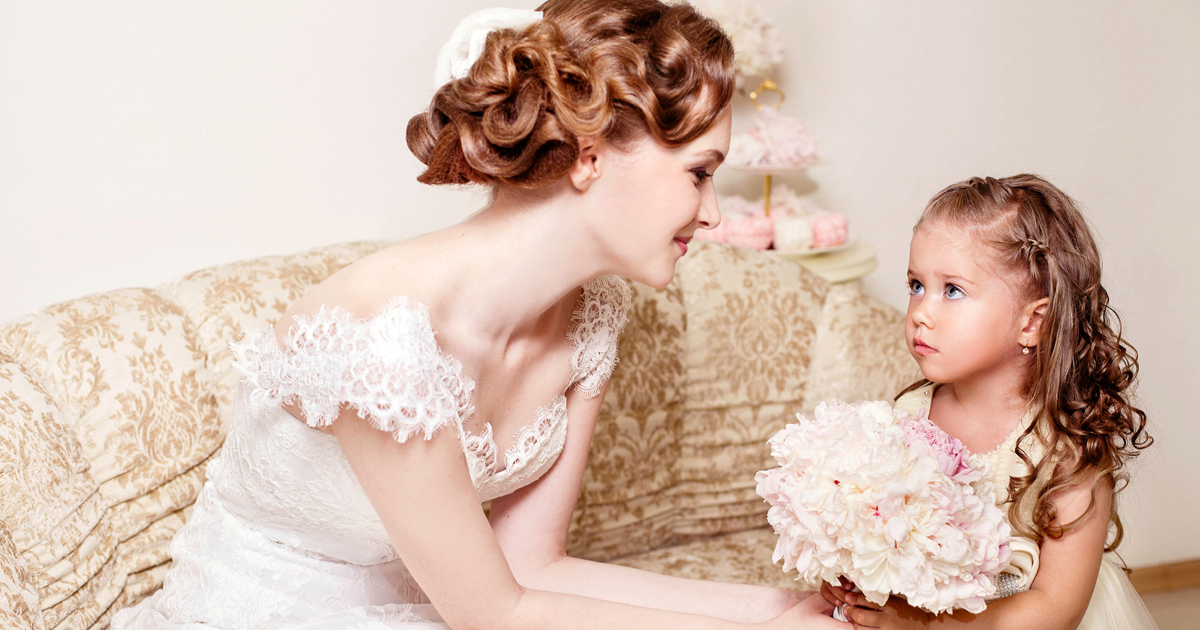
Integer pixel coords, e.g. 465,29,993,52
910,297,934,330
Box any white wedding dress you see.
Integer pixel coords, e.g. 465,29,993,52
111,276,632,630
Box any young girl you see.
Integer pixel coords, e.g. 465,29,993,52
822,175,1157,629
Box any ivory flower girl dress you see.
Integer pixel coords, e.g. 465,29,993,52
111,276,631,630
896,383,1159,630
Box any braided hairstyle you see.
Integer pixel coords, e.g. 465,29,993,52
905,174,1152,551
407,0,735,188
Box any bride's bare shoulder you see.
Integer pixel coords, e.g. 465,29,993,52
274,237,449,343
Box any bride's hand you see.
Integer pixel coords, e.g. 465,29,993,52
758,589,846,629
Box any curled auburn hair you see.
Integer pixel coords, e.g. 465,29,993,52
904,174,1152,552
407,0,735,188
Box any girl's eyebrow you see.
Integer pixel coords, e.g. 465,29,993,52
942,274,975,287
907,269,976,286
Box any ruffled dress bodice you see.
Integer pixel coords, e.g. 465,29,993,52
111,276,631,630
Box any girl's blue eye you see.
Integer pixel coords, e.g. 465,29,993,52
909,279,924,296
945,284,965,300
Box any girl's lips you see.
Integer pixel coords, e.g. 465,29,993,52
913,338,937,356
675,236,692,254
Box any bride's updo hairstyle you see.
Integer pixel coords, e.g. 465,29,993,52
407,0,735,188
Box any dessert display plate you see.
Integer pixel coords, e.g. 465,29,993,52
771,233,858,257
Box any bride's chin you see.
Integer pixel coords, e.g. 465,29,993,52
642,265,678,289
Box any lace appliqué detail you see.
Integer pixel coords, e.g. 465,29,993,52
463,397,569,503
569,275,632,399
229,296,474,444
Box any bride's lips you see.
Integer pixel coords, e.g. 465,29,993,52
675,236,692,254
913,337,937,356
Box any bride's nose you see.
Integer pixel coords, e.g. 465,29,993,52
698,187,721,230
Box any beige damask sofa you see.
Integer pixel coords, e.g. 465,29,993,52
0,240,918,629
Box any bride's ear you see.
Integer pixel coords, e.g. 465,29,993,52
568,136,603,192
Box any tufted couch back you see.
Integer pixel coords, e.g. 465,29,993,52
0,241,917,629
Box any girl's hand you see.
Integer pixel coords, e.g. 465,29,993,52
819,579,851,611
759,589,845,629
838,593,933,629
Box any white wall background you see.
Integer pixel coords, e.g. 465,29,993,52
1,1,1196,568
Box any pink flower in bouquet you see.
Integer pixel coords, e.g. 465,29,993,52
901,414,975,481
755,401,1011,615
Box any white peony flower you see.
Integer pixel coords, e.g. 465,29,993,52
755,401,1012,615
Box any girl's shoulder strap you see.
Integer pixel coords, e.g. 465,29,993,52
894,381,937,417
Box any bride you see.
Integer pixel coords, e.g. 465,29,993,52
112,1,838,628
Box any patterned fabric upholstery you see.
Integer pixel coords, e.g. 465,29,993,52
612,527,800,591
0,240,917,629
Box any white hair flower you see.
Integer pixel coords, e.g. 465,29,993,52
433,8,543,88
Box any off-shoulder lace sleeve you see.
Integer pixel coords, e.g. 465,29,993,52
229,297,474,443
569,275,632,399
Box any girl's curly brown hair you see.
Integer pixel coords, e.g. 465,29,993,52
406,0,735,188
902,174,1153,552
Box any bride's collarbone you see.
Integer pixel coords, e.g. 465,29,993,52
462,348,576,436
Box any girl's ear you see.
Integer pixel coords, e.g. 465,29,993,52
1019,297,1050,348
568,136,604,192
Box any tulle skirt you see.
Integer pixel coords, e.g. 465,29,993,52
1079,558,1159,630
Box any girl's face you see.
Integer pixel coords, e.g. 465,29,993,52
588,108,731,288
905,220,1031,386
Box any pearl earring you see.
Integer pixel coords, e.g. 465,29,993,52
1021,346,1030,355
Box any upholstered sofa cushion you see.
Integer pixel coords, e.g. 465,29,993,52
0,244,388,629
0,290,220,629
801,283,922,416
568,243,917,572
570,242,837,561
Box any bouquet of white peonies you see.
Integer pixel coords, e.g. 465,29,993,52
755,401,1012,615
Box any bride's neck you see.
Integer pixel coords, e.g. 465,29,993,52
435,184,606,345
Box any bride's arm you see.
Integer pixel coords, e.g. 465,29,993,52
333,403,825,630
487,381,819,624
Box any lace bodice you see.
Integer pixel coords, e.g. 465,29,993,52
229,274,630,502
110,275,631,630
